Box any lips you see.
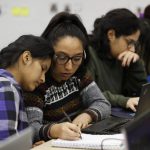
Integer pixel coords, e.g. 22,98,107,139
61,73,72,77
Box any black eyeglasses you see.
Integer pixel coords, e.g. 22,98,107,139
54,53,83,65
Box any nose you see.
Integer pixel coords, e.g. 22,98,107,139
65,59,73,71
40,73,45,84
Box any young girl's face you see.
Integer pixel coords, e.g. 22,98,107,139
20,58,51,91
52,36,84,82
108,30,140,58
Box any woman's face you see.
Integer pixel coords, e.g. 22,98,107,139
52,36,84,82
108,29,140,58
21,58,51,91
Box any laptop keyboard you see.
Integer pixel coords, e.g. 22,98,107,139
99,118,130,134
82,116,131,135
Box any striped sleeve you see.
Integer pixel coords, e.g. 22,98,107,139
0,79,20,140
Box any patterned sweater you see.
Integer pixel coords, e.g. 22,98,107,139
24,73,111,141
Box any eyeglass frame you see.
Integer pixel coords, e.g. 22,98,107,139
124,38,139,49
53,51,86,65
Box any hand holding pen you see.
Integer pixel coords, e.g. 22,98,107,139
61,107,82,139
50,122,82,140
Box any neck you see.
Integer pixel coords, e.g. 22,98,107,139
52,72,62,82
6,66,21,84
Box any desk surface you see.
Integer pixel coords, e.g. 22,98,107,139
31,140,83,150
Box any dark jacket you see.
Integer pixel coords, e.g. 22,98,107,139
88,47,147,107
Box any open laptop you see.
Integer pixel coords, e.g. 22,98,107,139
0,127,33,150
123,110,150,150
82,83,150,134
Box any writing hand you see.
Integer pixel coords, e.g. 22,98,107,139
50,122,81,140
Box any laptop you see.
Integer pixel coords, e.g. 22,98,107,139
82,83,150,134
0,127,33,150
123,110,150,150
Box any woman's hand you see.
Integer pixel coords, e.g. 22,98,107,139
126,97,139,112
72,113,92,129
49,122,81,140
118,51,139,67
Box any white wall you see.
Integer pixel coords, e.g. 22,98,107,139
0,0,149,49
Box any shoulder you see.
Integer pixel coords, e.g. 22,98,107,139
0,76,21,105
79,72,94,90
0,76,11,87
0,76,18,94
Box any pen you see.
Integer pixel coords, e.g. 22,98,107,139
61,107,72,122
61,107,82,139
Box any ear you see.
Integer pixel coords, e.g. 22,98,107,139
22,51,32,65
107,29,116,41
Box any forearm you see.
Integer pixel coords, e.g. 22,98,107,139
103,91,129,107
81,81,111,121
85,100,111,121
26,107,55,142
26,107,43,141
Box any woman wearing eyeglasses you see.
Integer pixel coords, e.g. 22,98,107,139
88,8,147,113
24,12,111,142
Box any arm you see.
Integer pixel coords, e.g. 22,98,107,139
0,81,20,140
103,91,139,112
103,90,129,107
123,59,147,97
72,81,111,128
81,81,111,120
88,47,147,111
26,106,81,141
24,91,52,142
25,91,81,141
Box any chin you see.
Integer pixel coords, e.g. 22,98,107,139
25,86,35,92
61,76,70,81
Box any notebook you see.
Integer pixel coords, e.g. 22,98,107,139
0,127,33,150
82,82,150,134
123,110,150,150
51,133,124,150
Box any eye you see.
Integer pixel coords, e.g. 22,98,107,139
126,39,136,46
41,65,47,71
73,56,82,61
128,41,134,45
57,55,68,60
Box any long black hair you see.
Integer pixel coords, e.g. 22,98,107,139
0,35,54,69
41,12,89,79
90,8,140,57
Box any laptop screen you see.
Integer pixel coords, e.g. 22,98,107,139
123,110,150,150
0,127,33,150
135,83,150,117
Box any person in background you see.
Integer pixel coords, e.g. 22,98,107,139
88,8,147,113
138,19,150,78
24,12,111,142
143,5,150,20
0,35,54,141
